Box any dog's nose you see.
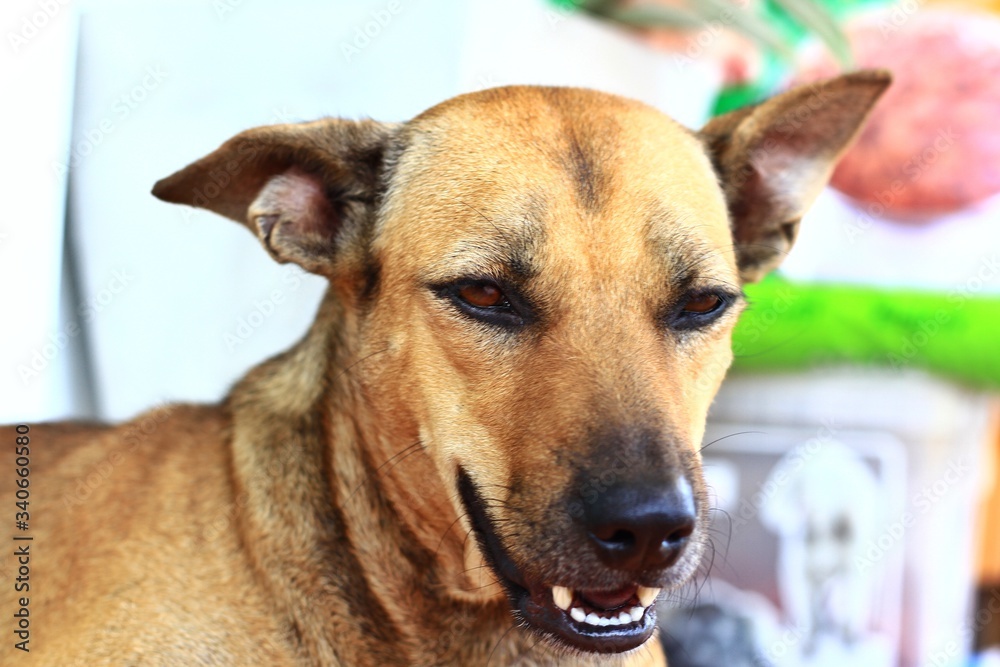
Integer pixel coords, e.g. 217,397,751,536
583,477,696,572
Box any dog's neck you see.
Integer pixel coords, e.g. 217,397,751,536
225,289,552,665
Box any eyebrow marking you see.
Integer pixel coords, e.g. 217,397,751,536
564,133,605,213
643,207,743,294
435,199,545,283
536,88,618,214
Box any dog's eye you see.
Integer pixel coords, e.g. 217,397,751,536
458,283,507,309
440,279,530,329
669,290,733,330
681,293,722,315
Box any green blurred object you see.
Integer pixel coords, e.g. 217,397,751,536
732,276,1000,390
545,0,884,114
713,0,891,113
551,0,850,70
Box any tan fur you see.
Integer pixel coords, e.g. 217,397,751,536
2,72,888,666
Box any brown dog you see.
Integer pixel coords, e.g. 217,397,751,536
2,71,888,666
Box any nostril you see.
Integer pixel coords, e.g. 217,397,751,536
664,522,694,546
581,477,697,571
592,528,635,547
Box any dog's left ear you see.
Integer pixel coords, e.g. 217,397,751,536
152,119,397,275
700,70,891,282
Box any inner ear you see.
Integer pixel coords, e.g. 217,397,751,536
248,168,340,272
701,70,891,283
152,118,397,277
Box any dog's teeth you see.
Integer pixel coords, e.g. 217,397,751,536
618,611,632,624
570,607,586,623
585,612,602,626
637,586,661,607
629,606,644,622
597,616,611,627
552,586,573,611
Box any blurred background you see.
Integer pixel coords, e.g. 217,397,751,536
1,0,998,665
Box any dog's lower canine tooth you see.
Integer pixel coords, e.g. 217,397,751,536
637,586,661,608
552,585,573,611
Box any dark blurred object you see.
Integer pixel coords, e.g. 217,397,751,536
660,604,774,667
974,585,1000,653
796,9,1000,220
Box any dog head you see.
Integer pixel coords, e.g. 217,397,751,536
153,72,888,656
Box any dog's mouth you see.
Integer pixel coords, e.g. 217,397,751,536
457,469,660,654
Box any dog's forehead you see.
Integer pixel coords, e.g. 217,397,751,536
377,86,734,280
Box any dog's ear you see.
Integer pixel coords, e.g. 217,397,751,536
152,119,397,275
700,70,890,282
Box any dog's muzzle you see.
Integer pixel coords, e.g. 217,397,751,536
457,468,696,654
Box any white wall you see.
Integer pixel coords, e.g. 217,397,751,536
1,0,81,422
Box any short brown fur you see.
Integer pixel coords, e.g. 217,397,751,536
2,72,888,666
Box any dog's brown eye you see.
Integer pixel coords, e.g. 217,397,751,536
440,279,530,329
681,294,722,314
458,283,506,308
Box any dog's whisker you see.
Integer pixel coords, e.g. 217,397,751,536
700,430,763,453
455,199,516,250
342,440,424,507
514,634,544,664
459,577,504,592
485,622,521,667
433,512,470,557
333,345,392,386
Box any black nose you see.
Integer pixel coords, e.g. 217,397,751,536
583,477,696,572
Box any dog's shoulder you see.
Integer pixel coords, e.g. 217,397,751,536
0,405,302,665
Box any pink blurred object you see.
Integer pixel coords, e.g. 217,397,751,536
795,9,1000,220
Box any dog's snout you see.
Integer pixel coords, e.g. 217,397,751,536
583,477,696,572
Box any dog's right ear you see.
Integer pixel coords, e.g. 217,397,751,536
152,119,397,275
700,70,890,283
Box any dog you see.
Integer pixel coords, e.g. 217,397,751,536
2,71,888,666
